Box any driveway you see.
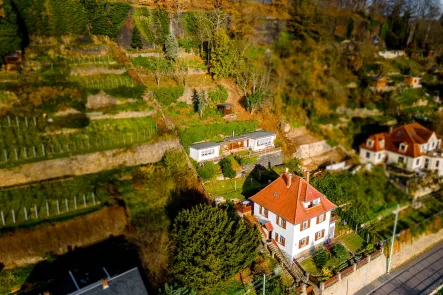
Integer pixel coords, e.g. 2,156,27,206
355,242,443,295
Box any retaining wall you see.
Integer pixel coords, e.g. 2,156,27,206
0,139,181,187
322,253,387,295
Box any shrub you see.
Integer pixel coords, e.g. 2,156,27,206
219,158,236,179
178,39,197,53
331,244,347,260
104,85,146,99
154,86,185,105
313,248,328,268
197,162,218,180
284,158,303,176
208,85,229,104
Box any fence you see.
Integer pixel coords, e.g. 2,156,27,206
0,122,157,167
319,249,384,291
0,192,100,228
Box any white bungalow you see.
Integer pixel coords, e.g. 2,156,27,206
189,142,220,163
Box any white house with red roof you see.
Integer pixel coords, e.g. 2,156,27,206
360,123,443,176
250,170,337,258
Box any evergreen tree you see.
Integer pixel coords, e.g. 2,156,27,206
170,204,260,292
210,29,235,78
159,284,196,295
219,158,236,179
131,26,143,49
0,0,23,61
165,33,179,61
313,248,328,267
197,90,208,118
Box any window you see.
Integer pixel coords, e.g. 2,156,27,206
437,161,440,168
315,230,325,241
264,209,268,218
276,216,286,229
317,214,325,224
201,148,215,156
301,220,310,231
259,206,263,215
259,206,268,218
378,153,382,160
257,137,272,147
366,152,370,159
398,157,405,164
379,139,385,148
400,143,407,151
416,158,420,165
299,237,309,248
275,233,285,245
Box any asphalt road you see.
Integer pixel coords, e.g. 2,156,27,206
355,242,443,295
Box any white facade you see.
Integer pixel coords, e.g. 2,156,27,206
360,134,442,176
248,134,277,152
253,204,334,258
189,144,221,162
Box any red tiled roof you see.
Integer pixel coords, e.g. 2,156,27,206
264,221,273,231
360,123,439,158
249,174,337,225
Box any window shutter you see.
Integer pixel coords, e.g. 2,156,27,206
315,232,318,241
282,237,286,246
283,220,286,229
265,209,268,218
322,229,325,238
316,216,319,224
306,236,310,245
299,239,303,248
308,219,311,228
260,206,263,215
276,216,279,224
275,232,279,241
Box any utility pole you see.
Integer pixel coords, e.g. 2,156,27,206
387,204,400,273
263,274,266,295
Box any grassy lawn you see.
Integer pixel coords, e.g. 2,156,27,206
339,233,364,253
205,178,266,200
209,278,246,295
300,257,321,275
0,265,34,295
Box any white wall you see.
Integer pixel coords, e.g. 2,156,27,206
189,146,220,162
359,148,385,165
249,135,276,152
253,204,295,257
292,211,332,257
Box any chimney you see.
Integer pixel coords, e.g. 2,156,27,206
285,167,289,173
305,171,310,184
287,173,292,188
102,279,109,290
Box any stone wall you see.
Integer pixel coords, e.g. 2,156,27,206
0,139,181,188
391,227,443,269
294,140,332,159
322,254,387,295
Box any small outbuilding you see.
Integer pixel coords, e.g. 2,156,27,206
189,142,220,162
404,76,421,88
371,76,387,90
217,103,233,116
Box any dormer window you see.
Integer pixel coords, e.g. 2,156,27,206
399,143,407,151
379,139,385,148
367,139,374,147
313,198,320,206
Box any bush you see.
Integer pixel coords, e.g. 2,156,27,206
331,244,347,260
219,158,236,179
197,162,218,180
178,39,197,53
313,248,328,268
154,86,184,105
208,85,229,104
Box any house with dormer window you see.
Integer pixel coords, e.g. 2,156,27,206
250,170,337,258
360,123,443,176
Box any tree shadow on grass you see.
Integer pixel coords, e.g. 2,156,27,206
242,165,280,198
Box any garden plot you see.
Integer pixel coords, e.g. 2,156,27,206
0,173,112,228
0,116,158,168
